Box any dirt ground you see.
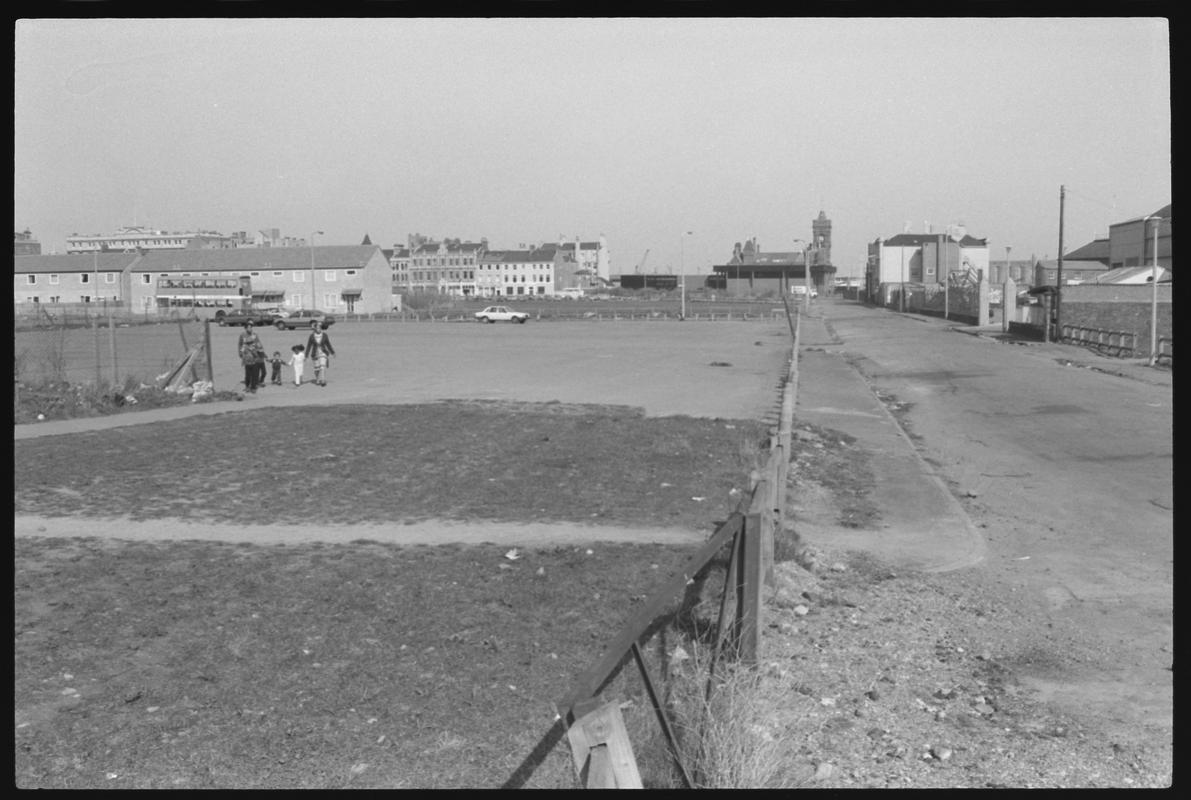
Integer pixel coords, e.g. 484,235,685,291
13,315,1172,788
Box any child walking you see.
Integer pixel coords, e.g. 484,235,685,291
268,351,284,385
287,344,307,386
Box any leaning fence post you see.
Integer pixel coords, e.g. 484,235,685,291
204,319,215,386
566,699,643,789
738,493,766,666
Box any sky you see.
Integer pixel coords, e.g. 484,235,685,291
15,17,1171,277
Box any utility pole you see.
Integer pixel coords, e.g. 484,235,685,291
1056,185,1065,339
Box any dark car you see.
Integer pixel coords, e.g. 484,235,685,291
272,309,336,330
215,307,279,327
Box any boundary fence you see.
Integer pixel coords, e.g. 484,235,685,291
1058,324,1140,358
504,296,803,789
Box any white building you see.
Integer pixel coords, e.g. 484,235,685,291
65,226,235,254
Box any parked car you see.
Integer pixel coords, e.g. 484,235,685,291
273,309,336,330
215,307,279,327
791,285,819,299
556,288,585,300
474,305,529,324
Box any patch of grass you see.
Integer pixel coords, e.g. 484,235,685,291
13,377,238,424
14,536,693,789
14,401,769,529
14,401,773,789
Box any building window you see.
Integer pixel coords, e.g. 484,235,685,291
105,273,116,283
26,275,36,285
324,270,336,282
80,273,90,284
273,271,283,277
346,269,357,276
141,274,152,284
250,271,260,277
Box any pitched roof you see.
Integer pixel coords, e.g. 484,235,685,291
1093,266,1172,284
14,246,381,275
883,233,988,247
1063,238,1111,262
14,252,143,274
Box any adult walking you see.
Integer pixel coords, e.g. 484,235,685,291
237,321,267,393
305,319,336,387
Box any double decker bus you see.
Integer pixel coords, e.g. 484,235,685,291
156,276,252,315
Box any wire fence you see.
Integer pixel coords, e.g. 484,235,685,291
15,313,211,390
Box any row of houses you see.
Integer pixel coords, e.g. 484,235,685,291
12,246,391,315
863,205,1172,302
11,228,616,313
386,234,612,298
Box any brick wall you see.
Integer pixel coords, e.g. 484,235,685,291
1059,284,1172,340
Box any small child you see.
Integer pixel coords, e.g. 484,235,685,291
287,344,306,386
268,351,284,385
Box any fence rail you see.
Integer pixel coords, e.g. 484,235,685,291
536,297,803,788
1059,324,1139,358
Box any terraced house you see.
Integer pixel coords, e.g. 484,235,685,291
14,245,392,316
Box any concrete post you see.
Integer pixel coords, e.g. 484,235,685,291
977,270,990,326
1002,276,1016,333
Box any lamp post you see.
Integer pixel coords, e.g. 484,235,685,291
790,239,805,310
309,231,323,310
1145,216,1161,365
680,231,693,319
899,245,906,313
1004,246,1011,285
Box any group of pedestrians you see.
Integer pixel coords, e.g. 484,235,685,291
237,319,336,393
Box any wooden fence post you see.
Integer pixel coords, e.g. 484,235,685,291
567,699,643,789
204,319,215,386
738,497,766,666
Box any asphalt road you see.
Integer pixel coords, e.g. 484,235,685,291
801,299,1172,749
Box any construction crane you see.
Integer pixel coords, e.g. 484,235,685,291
635,248,650,274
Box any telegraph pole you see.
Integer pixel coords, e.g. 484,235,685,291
1056,185,1065,339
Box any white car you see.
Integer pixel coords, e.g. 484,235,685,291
474,305,529,324
791,285,819,299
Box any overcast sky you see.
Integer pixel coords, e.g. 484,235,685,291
15,17,1170,276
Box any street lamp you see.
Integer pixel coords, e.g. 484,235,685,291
804,241,813,312
1145,216,1161,365
899,245,906,313
310,231,323,310
680,231,693,319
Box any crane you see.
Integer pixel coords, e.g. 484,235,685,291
635,249,650,274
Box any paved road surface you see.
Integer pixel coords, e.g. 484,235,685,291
798,298,1172,750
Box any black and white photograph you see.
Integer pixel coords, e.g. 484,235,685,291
14,17,1171,788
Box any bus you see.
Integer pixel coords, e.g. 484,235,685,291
156,276,252,314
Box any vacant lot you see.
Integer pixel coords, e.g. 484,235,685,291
14,320,791,789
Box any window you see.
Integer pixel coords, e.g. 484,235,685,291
105,273,116,283
80,273,90,284
324,270,337,282
346,269,357,276
294,272,305,282
273,271,283,277
250,271,260,277
324,293,338,307
141,274,152,284
26,275,36,285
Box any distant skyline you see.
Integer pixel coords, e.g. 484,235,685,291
15,18,1170,276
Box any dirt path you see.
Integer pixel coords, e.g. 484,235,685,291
13,514,708,546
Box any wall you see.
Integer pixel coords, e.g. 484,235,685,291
1058,283,1172,340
